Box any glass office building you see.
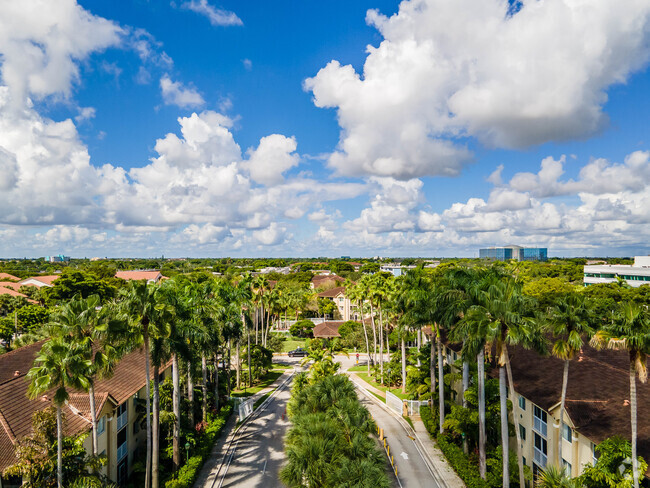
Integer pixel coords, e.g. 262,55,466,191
480,246,547,262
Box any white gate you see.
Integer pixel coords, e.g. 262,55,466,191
237,398,254,421
386,391,404,415
406,400,429,416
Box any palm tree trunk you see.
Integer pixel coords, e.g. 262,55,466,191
57,405,63,488
248,324,252,387
437,337,444,434
430,337,436,399
631,360,639,488
559,360,569,469
187,365,194,428
370,303,377,366
255,307,259,345
202,354,208,421
499,366,509,488
360,303,371,375
417,329,421,367
214,355,219,411
478,349,486,480
261,306,265,347
505,349,525,488
236,340,241,390
144,331,152,488
379,305,384,384
401,336,406,394
227,339,232,395
152,364,160,488
172,353,180,471
89,384,98,456
462,361,469,454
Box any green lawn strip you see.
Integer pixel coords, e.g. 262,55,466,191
253,391,272,410
230,370,283,398
347,365,368,372
370,390,385,402
403,415,414,430
271,362,293,370
353,372,410,400
282,339,306,352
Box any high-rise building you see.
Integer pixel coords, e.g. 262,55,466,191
479,245,547,262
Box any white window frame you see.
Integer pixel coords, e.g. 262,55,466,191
97,416,105,436
533,405,548,437
562,423,572,443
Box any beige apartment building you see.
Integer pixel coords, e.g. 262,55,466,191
0,340,171,487
433,333,649,481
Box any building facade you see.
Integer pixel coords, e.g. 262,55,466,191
583,256,650,287
480,246,548,262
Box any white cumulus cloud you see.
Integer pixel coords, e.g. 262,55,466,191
181,0,243,26
160,75,205,109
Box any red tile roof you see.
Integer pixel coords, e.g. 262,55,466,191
0,282,22,291
0,286,29,299
19,275,60,286
0,273,19,281
115,270,162,282
317,286,346,298
313,321,343,338
0,341,170,471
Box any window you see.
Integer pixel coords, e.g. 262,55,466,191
533,405,547,437
522,456,527,466
519,424,526,441
562,423,572,443
117,402,128,431
562,460,572,475
592,443,599,466
519,396,526,410
534,433,547,467
117,427,128,461
97,416,105,436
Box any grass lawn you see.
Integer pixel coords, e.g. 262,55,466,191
230,370,284,398
271,362,294,370
353,372,410,400
282,339,306,353
347,365,369,372
253,391,272,410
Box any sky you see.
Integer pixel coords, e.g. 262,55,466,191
1,0,650,259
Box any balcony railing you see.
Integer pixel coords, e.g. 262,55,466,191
117,410,128,431
117,442,127,462
534,447,547,467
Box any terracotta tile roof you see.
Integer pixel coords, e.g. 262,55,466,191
115,270,162,282
0,282,22,291
313,321,343,338
19,275,60,286
0,341,170,471
317,286,346,298
0,286,29,299
311,274,345,285
0,273,19,281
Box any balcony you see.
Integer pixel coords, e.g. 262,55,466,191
117,441,127,461
117,410,128,431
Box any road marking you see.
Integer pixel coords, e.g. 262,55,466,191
262,458,267,475
400,451,409,460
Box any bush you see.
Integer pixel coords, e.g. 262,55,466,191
289,319,315,338
164,404,232,488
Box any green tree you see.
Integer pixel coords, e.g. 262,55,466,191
16,305,49,332
26,338,92,488
579,436,648,488
591,303,650,488
546,292,594,466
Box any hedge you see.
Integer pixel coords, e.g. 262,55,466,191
165,404,233,488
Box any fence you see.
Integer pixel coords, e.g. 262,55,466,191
386,391,429,416
235,397,254,422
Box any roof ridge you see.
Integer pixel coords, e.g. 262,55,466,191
0,339,46,361
0,408,16,443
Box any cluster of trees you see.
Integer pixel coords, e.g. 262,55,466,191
364,265,650,488
8,272,283,488
281,347,390,487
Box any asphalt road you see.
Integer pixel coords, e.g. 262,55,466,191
213,373,293,488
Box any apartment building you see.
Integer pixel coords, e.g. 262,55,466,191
0,340,171,486
583,255,650,287
435,337,649,480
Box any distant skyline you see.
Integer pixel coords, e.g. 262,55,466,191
1,0,650,258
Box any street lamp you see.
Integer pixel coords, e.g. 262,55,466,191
185,441,190,462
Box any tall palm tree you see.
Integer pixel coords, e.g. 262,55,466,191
27,338,92,488
591,302,650,488
346,280,372,374
359,275,378,366
118,280,169,488
546,292,594,468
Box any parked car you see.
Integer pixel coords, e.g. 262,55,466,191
288,347,308,358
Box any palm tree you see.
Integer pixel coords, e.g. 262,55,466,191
48,295,124,457
118,280,169,488
546,292,594,468
359,275,378,366
27,338,92,488
535,465,577,488
591,302,650,488
346,280,372,374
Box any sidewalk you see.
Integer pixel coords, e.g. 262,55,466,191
193,367,295,487
347,371,466,488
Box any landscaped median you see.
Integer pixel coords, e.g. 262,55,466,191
164,404,233,488
347,365,410,400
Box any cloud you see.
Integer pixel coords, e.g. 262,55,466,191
75,106,96,123
242,59,252,70
243,134,300,186
181,0,243,26
0,0,123,108
160,75,205,109
253,222,287,246
305,0,650,179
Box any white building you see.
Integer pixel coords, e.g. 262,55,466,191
583,256,650,287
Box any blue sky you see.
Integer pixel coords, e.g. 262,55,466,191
1,0,650,258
